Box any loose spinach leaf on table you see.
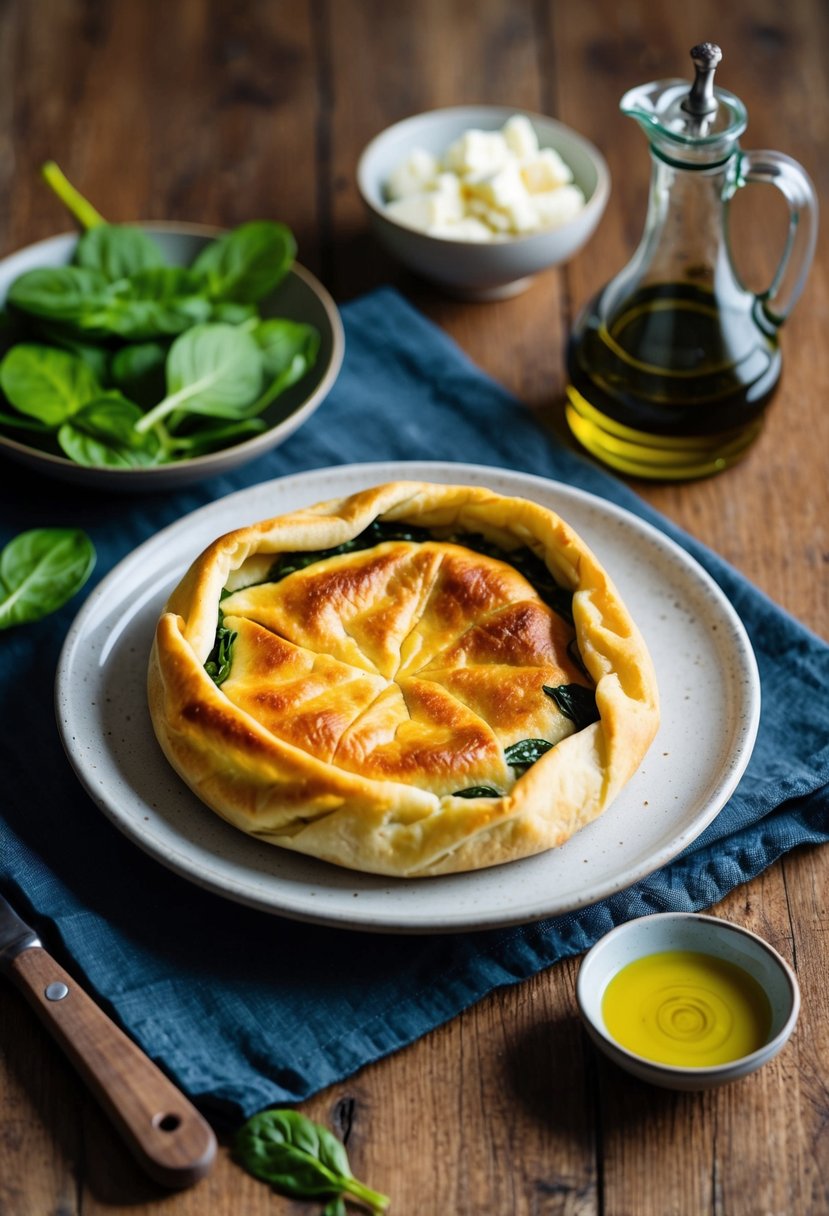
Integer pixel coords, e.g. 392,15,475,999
543,682,600,731
192,220,296,303
0,528,95,629
234,1108,390,1214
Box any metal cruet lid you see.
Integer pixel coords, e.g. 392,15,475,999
620,42,747,160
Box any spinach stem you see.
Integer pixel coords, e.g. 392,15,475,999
133,377,212,432
41,161,106,230
341,1177,390,1212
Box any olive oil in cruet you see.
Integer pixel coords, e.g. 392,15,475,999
565,43,818,479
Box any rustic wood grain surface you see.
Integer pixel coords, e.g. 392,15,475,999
1,2,827,1213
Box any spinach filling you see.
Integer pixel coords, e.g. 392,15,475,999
204,520,599,795
204,609,237,686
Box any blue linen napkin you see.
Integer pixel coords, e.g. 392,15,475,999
1,287,827,1124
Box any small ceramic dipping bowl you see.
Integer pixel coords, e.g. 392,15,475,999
357,105,610,300
576,912,800,1091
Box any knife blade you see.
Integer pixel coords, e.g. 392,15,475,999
0,889,216,1189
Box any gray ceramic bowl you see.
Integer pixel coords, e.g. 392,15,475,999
357,105,610,300
576,912,800,1091
0,223,344,491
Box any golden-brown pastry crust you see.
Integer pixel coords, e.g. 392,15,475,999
148,481,659,876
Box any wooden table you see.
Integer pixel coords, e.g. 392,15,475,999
2,2,827,1213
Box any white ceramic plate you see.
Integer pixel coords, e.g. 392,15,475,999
0,224,345,490
55,462,761,933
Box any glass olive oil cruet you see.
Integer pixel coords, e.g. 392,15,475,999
565,43,818,479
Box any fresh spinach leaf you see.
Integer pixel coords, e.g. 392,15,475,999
210,300,258,325
0,409,53,432
9,266,210,341
135,323,263,433
543,683,600,731
74,224,166,280
504,737,554,775
0,343,100,425
0,528,95,629
168,417,267,458
234,1108,389,1213
204,611,237,685
191,220,296,303
110,341,168,408
78,268,212,340
251,318,320,411
7,266,110,325
24,322,112,382
266,520,434,581
452,786,503,799
57,394,162,468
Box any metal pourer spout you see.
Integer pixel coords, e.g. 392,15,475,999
681,42,722,119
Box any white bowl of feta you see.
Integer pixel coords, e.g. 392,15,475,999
357,106,610,300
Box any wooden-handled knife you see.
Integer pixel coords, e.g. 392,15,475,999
0,889,216,1188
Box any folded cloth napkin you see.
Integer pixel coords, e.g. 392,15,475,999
1,288,827,1124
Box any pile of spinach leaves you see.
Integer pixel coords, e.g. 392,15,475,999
0,163,320,468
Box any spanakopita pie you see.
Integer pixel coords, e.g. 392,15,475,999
148,481,659,877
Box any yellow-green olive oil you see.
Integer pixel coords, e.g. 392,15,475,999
602,950,772,1067
566,283,781,479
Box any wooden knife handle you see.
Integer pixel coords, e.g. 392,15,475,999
8,945,216,1188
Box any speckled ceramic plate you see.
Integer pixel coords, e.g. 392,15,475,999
55,462,760,933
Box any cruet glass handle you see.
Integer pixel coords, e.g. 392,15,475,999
732,149,819,328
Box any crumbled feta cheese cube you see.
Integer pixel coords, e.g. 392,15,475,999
433,172,463,203
444,129,510,177
532,184,586,227
521,147,574,193
385,148,439,201
385,187,464,232
465,161,528,210
503,114,539,161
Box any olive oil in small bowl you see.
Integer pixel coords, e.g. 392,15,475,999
576,912,799,1091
